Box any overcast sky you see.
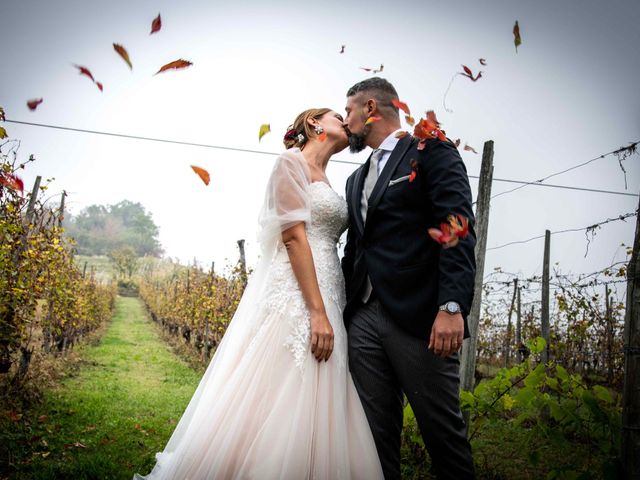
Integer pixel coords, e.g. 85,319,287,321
1,0,639,287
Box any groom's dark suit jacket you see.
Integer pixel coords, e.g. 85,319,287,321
342,135,476,340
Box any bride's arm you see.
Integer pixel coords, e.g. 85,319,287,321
282,222,334,362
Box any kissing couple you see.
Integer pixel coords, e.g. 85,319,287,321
134,77,477,480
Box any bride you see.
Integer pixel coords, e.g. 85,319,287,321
134,108,384,479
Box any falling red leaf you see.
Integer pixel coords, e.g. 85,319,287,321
404,115,415,127
460,65,482,82
339,45,345,54
409,170,417,183
191,165,210,185
151,14,162,34
428,225,459,248
155,59,193,75
27,98,43,111
0,172,24,193
428,214,469,248
392,99,411,115
365,115,381,126
113,43,133,70
479,58,487,65
513,21,522,52
318,131,327,142
454,138,461,147
464,143,478,154
360,67,373,72
96,81,103,92
74,64,95,82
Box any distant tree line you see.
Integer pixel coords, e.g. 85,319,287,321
63,200,163,257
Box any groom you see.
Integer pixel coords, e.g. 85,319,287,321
341,77,476,479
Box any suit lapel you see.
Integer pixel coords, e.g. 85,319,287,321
366,135,413,219
350,160,368,236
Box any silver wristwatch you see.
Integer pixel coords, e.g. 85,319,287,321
439,301,462,315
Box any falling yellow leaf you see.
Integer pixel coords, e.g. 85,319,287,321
0,127,7,139
258,124,271,142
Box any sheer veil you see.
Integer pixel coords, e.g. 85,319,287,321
134,148,312,478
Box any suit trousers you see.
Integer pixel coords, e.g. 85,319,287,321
348,298,475,480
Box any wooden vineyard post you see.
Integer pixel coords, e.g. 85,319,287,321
505,278,518,367
460,140,494,394
237,239,247,288
541,229,551,363
622,197,640,479
516,285,523,362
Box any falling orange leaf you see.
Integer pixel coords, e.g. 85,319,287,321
318,131,327,142
258,124,270,142
113,43,133,70
155,59,193,75
365,115,381,126
151,13,162,34
27,98,43,111
0,173,24,193
513,21,522,52
191,165,210,185
447,214,469,238
392,99,411,115
464,143,478,154
405,115,415,127
395,131,409,139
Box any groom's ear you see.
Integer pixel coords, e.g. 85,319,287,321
366,98,377,115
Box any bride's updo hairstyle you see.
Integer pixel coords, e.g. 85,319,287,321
283,108,332,149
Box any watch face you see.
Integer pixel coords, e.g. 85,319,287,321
447,302,458,313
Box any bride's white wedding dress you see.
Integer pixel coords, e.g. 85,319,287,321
134,148,383,479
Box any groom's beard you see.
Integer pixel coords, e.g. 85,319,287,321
348,131,368,153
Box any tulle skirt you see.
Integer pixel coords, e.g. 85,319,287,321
134,250,383,480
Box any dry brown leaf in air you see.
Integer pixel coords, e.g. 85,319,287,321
113,43,133,70
155,59,193,75
464,143,478,154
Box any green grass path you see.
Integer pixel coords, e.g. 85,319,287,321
10,296,202,480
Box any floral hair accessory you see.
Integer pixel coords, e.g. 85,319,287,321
283,128,306,145
284,128,297,141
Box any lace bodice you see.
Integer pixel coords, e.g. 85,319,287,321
257,181,349,372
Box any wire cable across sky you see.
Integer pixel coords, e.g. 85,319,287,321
4,118,638,198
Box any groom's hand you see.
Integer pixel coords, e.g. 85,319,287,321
428,312,464,358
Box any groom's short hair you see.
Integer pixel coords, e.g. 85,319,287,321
347,78,399,119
